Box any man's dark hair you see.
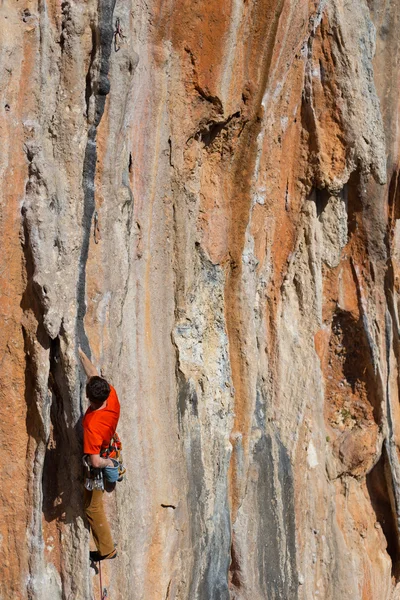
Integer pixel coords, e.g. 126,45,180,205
86,376,110,405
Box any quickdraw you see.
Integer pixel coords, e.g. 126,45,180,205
114,18,126,52
83,456,104,491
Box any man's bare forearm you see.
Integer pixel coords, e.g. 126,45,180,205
89,454,114,468
78,348,98,379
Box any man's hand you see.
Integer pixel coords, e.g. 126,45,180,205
89,454,114,469
78,348,99,379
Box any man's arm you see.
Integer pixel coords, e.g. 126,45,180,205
89,454,114,468
79,348,98,379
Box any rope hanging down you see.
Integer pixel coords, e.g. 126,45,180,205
98,561,108,600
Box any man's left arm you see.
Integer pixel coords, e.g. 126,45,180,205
79,348,98,379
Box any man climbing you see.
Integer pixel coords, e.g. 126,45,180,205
79,348,120,561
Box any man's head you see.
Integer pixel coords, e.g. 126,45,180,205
86,376,110,407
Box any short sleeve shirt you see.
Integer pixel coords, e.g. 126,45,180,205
83,385,120,455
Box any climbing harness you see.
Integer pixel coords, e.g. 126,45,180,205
83,433,126,489
100,432,126,481
114,17,126,52
100,432,121,459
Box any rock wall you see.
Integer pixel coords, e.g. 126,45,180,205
1,0,400,598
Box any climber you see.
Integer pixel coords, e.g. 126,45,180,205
79,348,120,562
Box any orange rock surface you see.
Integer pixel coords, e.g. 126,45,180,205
1,0,400,598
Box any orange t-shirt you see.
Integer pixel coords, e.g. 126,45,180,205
83,385,120,455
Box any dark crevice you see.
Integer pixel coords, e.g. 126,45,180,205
314,188,330,217
59,1,69,52
284,179,289,211
366,448,400,579
42,337,66,523
85,24,97,117
22,8,31,21
383,262,400,560
165,580,172,600
345,169,363,236
43,333,85,527
20,207,45,324
20,206,50,441
329,308,382,425
229,539,242,589
300,36,319,160
388,169,400,217
22,326,49,445
168,137,173,166
194,84,223,113
196,111,241,147
388,169,400,236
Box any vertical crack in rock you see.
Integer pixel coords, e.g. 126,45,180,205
45,334,85,598
78,0,116,354
383,308,400,560
367,447,400,579
22,327,50,600
383,205,400,570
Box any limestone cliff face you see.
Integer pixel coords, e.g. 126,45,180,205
1,0,400,598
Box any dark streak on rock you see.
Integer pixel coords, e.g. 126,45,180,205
176,369,231,599
177,371,198,421
199,513,231,600
253,433,298,599
247,392,298,599
77,0,116,356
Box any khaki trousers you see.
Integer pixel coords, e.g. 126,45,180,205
84,488,114,556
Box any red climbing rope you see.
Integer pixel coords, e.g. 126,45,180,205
99,561,103,599
98,561,108,599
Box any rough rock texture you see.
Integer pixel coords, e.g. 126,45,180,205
1,0,400,598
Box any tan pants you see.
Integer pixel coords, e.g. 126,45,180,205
84,488,114,556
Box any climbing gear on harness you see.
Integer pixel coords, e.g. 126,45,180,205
100,433,126,482
83,434,125,490
83,456,104,491
100,432,122,459
114,17,126,52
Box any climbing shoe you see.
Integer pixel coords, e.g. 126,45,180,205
90,548,117,562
